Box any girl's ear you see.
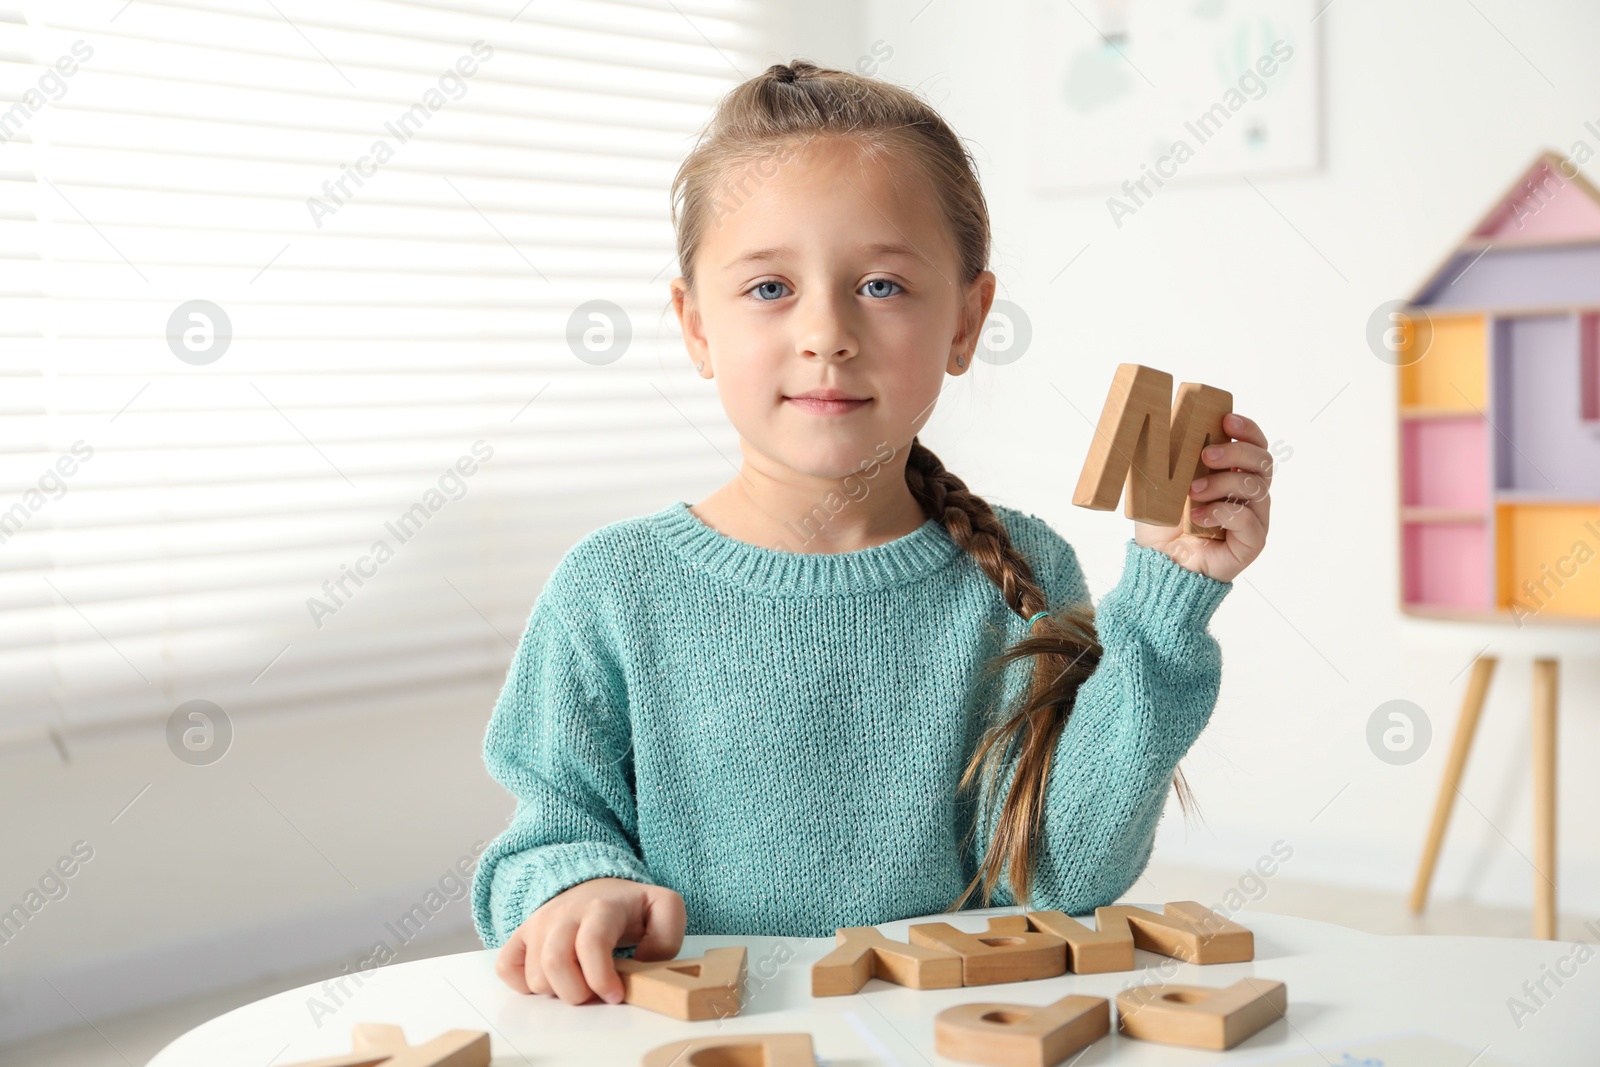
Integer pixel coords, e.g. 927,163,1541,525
670,277,711,376
949,269,997,374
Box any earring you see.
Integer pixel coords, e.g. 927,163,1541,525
696,360,705,372
956,356,967,368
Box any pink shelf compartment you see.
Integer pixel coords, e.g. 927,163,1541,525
1401,416,1489,511
1402,521,1491,610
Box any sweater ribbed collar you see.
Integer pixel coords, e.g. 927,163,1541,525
651,500,963,595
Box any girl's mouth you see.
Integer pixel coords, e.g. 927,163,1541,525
784,397,871,415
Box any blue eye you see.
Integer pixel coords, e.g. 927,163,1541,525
861,278,901,298
750,280,789,301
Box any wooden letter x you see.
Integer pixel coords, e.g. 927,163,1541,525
1072,363,1233,539
811,925,963,996
278,1023,490,1067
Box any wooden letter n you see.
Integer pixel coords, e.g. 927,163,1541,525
1072,363,1233,540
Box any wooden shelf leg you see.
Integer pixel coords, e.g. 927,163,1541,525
1531,657,1558,940
1409,655,1497,914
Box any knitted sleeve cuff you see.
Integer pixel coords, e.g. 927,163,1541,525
1096,538,1232,647
473,840,655,948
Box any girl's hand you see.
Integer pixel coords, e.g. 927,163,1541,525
494,877,686,1005
1134,412,1272,584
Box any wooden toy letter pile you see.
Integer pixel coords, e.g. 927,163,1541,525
288,903,1283,1067
820,901,1284,1064
1072,362,1234,540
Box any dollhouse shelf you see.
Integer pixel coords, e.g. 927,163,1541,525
1400,150,1595,942
1397,150,1600,625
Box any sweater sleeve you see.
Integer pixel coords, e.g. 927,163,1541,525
979,534,1231,912
469,588,655,948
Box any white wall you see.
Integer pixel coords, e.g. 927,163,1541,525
4,0,1598,1048
844,0,1600,913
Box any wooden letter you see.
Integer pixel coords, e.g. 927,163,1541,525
1092,902,1253,964
640,1032,815,1066
1025,910,1135,974
1072,363,1233,539
907,915,1066,986
1116,978,1288,1050
279,1023,490,1067
935,994,1110,1066
811,925,963,996
615,945,746,1021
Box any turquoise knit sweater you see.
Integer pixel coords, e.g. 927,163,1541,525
471,499,1231,944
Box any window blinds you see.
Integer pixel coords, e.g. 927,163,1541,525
0,0,761,751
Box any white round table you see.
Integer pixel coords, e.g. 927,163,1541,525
147,908,1599,1066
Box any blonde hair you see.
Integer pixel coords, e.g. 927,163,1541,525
668,59,1190,910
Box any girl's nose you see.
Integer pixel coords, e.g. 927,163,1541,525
794,293,857,361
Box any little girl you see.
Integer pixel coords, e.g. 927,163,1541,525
472,59,1273,1006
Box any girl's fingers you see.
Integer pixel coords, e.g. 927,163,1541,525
1204,413,1273,485
495,932,533,995
1190,475,1271,533
1191,496,1267,557
574,906,628,1005
634,888,687,962
1191,469,1271,508
524,926,553,995
539,917,592,1004
1202,439,1274,481
1223,412,1267,448
1193,487,1270,529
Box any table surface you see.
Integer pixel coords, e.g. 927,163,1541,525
145,907,1600,1066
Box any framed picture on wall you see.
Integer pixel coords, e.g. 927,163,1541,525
1028,0,1323,196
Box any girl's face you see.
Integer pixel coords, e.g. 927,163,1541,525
671,135,995,482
